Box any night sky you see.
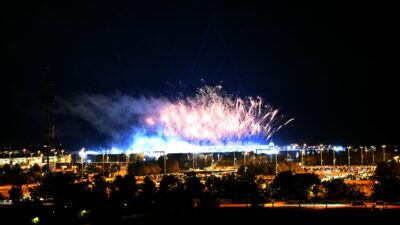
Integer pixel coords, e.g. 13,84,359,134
1,1,398,149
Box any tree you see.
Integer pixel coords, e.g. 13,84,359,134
277,162,290,173
28,186,41,201
288,162,303,173
159,175,183,194
132,154,145,162
110,164,120,173
305,155,319,166
9,186,23,202
128,162,142,176
2,164,12,175
322,179,349,200
12,164,22,175
249,177,267,207
184,173,204,198
111,174,137,203
29,163,42,182
0,163,29,186
30,163,41,174
311,184,320,200
265,182,278,205
141,176,156,197
206,176,223,199
292,173,320,206
157,175,190,210
138,176,157,210
237,162,272,176
167,160,180,173
157,157,181,173
37,172,77,204
128,160,161,176
215,157,233,167
373,161,400,201
92,174,108,199
205,176,223,206
347,183,365,200
272,171,320,204
236,175,255,203
272,171,294,199
220,174,237,200
85,164,100,174
322,178,365,201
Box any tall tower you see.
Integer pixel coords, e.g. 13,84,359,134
42,67,55,168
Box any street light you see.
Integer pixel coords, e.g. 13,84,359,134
371,146,376,164
347,146,351,170
233,152,236,167
275,150,278,176
382,145,386,162
106,150,109,163
102,151,105,177
319,145,324,167
301,144,307,167
125,152,130,170
37,150,41,166
243,152,247,173
332,147,336,168
192,152,195,170
163,151,167,176
286,148,289,161
79,148,86,178
69,154,72,169
53,151,57,170
39,156,43,183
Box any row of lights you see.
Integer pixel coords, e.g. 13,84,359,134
1,149,66,160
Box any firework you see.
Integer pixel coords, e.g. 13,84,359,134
144,85,293,144
64,85,294,154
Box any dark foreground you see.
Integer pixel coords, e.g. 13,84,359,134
1,205,398,225
123,208,398,225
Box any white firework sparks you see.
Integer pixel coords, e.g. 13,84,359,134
144,85,293,144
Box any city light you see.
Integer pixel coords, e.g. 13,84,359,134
78,139,344,156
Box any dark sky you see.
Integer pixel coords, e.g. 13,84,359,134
1,1,398,149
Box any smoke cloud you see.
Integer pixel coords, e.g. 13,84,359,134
59,92,169,143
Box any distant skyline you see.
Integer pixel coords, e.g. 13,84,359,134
1,1,398,148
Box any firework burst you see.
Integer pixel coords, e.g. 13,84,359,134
144,85,293,144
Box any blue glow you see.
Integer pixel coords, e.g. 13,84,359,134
78,133,345,156
333,146,345,151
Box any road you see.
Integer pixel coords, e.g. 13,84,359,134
0,183,39,198
219,202,400,209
